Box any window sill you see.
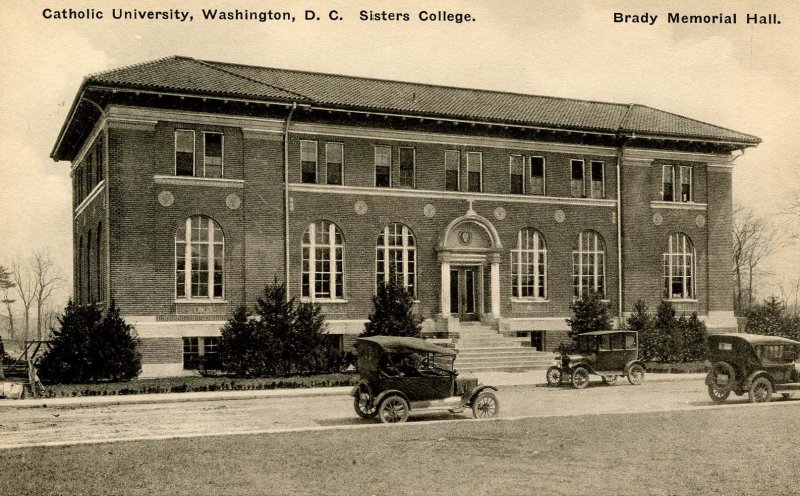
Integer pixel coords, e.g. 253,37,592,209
300,298,348,304
154,175,244,188
650,201,707,210
664,299,698,303
510,298,550,303
174,299,228,304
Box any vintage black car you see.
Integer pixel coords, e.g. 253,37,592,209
706,333,800,403
546,330,646,388
351,336,499,423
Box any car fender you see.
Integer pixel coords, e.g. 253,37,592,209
623,360,646,374
350,380,371,398
742,370,773,391
373,389,411,409
570,362,596,375
467,385,498,407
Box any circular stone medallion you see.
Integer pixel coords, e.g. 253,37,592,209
226,193,242,210
354,200,368,215
158,191,174,207
554,209,566,223
653,213,664,226
696,214,706,228
459,231,471,245
494,206,506,220
423,204,436,218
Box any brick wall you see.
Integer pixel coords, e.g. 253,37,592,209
139,337,182,364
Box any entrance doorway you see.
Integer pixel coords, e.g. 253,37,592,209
450,267,479,321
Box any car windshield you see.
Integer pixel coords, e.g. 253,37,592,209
577,336,595,353
381,350,453,376
756,345,797,364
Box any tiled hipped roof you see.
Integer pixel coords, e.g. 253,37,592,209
58,55,760,158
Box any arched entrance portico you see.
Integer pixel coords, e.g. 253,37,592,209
437,206,502,323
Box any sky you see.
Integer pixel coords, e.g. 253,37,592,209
1,0,798,314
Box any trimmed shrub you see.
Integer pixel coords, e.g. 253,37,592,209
566,291,612,349
745,297,800,341
362,277,421,338
626,299,657,362
38,300,140,384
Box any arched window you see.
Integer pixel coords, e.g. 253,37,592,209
511,228,547,299
302,221,344,300
573,230,606,299
77,236,83,304
376,223,416,296
86,230,93,304
175,216,224,299
663,233,695,300
96,224,103,303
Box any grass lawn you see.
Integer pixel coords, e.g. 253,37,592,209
1,404,797,495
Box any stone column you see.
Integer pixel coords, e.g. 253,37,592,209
440,261,451,316
490,261,500,318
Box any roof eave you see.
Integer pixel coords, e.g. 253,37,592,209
50,79,90,162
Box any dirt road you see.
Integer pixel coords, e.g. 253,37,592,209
2,376,794,449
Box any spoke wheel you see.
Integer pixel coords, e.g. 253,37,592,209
749,377,773,403
546,366,563,386
472,392,499,419
571,366,590,389
707,384,731,403
627,364,645,385
708,362,736,393
601,375,618,386
353,388,377,419
378,395,409,423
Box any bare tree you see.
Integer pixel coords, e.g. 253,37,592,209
0,264,15,340
10,257,35,342
783,190,800,242
733,204,784,313
31,251,61,341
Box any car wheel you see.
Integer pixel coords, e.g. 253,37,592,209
601,375,618,386
571,366,590,389
472,391,499,419
707,384,730,403
708,362,736,393
378,395,409,423
749,377,773,403
627,364,645,385
353,388,377,419
546,366,563,386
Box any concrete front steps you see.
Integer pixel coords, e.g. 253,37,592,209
450,322,555,372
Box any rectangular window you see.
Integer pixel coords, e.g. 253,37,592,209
571,159,585,197
325,142,343,185
300,140,317,184
95,140,104,183
680,166,692,202
530,156,545,195
375,145,391,187
662,165,675,201
445,150,460,191
182,337,200,370
175,130,195,176
398,147,415,187
510,155,525,194
203,337,221,369
203,132,223,178
590,161,604,199
663,165,692,202
466,152,482,192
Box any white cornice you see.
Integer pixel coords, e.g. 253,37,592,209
290,122,619,157
289,183,617,208
154,175,245,188
650,201,708,211
71,117,108,171
106,105,285,133
74,180,106,218
625,147,733,163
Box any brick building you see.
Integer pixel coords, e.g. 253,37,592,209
51,56,759,377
